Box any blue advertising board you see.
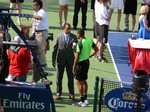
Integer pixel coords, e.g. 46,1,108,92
0,83,53,112
105,87,150,112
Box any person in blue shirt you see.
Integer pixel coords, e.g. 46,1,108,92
138,5,150,39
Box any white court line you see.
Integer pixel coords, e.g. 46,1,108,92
109,31,135,35
107,31,136,82
107,42,121,81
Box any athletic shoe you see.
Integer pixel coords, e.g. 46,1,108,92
102,57,108,63
98,57,108,63
84,99,89,105
5,75,15,81
80,102,87,107
72,101,87,107
78,101,83,105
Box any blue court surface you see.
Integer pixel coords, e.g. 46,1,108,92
108,31,135,83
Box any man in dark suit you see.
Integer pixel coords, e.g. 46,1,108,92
73,0,88,30
52,23,78,100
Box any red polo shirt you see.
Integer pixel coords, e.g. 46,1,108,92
8,47,32,76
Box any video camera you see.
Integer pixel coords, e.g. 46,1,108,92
47,33,53,41
30,33,53,41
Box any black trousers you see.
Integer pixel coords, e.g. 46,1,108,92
56,64,74,96
73,0,88,28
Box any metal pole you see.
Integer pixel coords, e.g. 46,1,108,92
93,76,100,112
98,78,104,112
137,89,142,112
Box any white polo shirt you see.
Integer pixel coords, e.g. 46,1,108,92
142,0,150,3
32,9,49,31
95,1,109,26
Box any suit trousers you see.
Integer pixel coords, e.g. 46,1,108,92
35,30,48,65
73,0,88,28
56,64,74,96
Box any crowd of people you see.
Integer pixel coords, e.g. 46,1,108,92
1,0,150,108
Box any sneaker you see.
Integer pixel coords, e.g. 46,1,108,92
73,101,87,107
5,75,15,81
84,99,89,105
102,57,108,63
98,57,103,62
81,102,87,107
42,78,52,85
78,101,83,105
98,57,108,63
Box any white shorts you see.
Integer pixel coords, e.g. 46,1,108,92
110,0,124,9
59,0,69,5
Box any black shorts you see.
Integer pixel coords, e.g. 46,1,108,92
10,0,24,3
94,22,108,43
124,0,137,15
74,59,90,81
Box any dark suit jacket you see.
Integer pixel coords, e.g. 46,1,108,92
52,33,78,66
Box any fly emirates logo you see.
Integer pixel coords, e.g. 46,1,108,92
2,92,45,110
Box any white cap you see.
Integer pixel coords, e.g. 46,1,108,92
14,36,22,41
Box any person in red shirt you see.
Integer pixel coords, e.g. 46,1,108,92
5,28,32,82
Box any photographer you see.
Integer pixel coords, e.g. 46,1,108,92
21,0,49,82
5,28,32,82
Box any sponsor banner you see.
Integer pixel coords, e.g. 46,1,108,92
0,83,51,112
105,87,150,112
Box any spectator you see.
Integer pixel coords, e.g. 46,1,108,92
91,0,96,39
124,0,137,32
5,28,32,82
9,0,24,25
73,28,98,107
41,0,49,12
59,0,69,28
142,0,150,26
109,0,124,31
52,23,78,100
21,0,49,82
137,5,150,39
32,0,49,82
73,0,88,30
94,0,109,62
